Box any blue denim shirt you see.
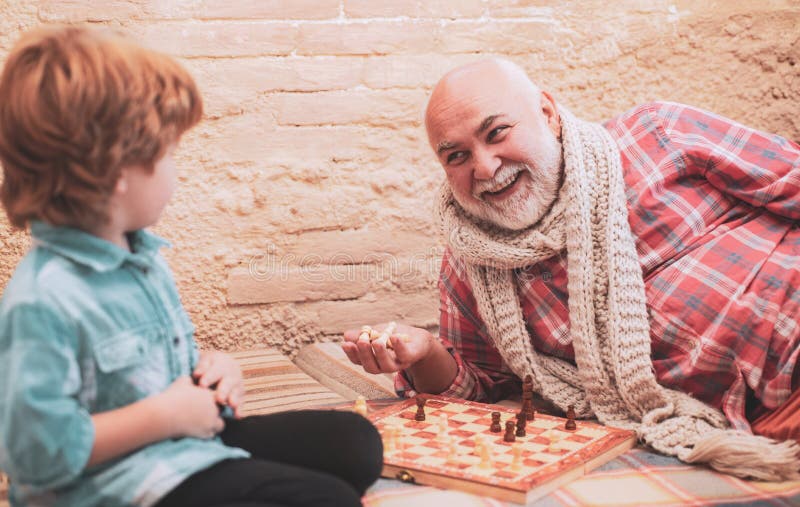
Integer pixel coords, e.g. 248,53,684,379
0,222,248,506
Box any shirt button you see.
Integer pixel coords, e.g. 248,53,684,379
141,267,149,275
541,271,552,282
173,336,180,347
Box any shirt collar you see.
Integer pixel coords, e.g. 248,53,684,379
30,220,170,272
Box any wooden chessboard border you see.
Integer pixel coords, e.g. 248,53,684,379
368,395,637,504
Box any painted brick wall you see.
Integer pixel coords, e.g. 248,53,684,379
0,1,798,355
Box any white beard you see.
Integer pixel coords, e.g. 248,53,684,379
453,142,563,231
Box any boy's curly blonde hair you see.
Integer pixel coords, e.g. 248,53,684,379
0,25,203,230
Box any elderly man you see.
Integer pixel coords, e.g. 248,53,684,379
342,59,800,479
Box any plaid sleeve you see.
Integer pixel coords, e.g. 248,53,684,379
650,101,800,219
396,249,520,402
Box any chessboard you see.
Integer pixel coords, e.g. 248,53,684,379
367,395,636,504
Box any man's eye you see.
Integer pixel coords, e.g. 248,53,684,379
447,151,467,165
487,126,508,142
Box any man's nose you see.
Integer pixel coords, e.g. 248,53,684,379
473,148,501,180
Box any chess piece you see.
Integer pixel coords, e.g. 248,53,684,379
415,396,426,421
504,420,516,442
522,397,535,421
511,443,522,471
373,321,397,349
547,432,560,452
438,414,449,436
565,405,577,431
473,435,485,455
353,395,367,416
446,436,458,462
515,412,526,437
479,442,492,469
490,412,502,432
521,377,536,421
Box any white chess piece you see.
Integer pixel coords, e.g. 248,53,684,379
353,395,367,416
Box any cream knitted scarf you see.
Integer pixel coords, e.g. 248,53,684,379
434,106,800,480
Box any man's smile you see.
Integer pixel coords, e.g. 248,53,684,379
480,170,525,202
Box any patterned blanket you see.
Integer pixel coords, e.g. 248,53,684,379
363,447,800,506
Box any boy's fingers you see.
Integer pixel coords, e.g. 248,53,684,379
198,366,223,388
213,417,225,436
228,386,244,409
194,351,217,375
215,378,233,404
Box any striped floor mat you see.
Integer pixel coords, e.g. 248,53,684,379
230,347,347,415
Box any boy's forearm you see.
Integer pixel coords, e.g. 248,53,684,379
404,339,458,394
87,394,173,468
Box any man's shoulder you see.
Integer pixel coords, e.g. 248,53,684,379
605,101,679,128
605,101,732,135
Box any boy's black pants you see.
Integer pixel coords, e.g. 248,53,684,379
155,410,383,507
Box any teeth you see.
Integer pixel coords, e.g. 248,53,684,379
485,170,520,193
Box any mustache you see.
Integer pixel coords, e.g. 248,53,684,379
472,162,530,196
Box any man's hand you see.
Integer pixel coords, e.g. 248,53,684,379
157,376,225,439
193,350,246,418
342,322,434,374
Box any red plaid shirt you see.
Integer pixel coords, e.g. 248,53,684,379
397,102,800,431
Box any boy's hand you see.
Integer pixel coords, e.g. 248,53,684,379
342,322,435,374
158,376,224,438
193,350,245,418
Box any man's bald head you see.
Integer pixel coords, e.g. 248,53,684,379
425,59,542,138
424,58,563,231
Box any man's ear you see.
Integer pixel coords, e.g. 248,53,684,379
540,90,561,139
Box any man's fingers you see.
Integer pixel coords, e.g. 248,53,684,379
356,339,381,374
390,334,412,363
372,342,399,372
341,342,362,365
343,329,360,343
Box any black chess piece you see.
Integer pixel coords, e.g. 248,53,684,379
490,411,502,432
415,396,426,421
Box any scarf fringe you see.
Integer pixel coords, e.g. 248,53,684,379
683,431,800,481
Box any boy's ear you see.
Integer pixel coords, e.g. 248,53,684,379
114,169,129,196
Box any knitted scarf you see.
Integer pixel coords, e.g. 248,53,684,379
434,106,800,480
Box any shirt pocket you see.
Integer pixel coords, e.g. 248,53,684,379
90,328,160,412
94,330,150,373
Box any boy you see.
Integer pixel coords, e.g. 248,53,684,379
0,25,381,507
